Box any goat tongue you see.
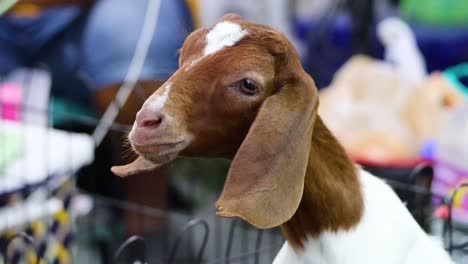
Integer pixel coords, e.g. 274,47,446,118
111,156,161,177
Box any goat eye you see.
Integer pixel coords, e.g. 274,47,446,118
239,79,258,95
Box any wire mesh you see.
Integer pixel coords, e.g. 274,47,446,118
2,145,467,264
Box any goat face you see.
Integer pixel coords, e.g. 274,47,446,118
113,14,319,229
118,14,292,166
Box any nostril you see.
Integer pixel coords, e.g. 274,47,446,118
136,111,165,129
141,117,162,128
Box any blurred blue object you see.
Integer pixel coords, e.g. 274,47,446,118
0,0,193,105
295,14,468,89
420,140,436,161
443,63,468,100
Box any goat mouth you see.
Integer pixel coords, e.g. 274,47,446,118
133,140,187,163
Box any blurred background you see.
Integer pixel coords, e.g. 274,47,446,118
0,0,467,263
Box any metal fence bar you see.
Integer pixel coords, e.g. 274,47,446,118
447,183,468,255
6,172,468,263
224,219,240,264
254,229,264,264
168,218,209,264
114,236,147,264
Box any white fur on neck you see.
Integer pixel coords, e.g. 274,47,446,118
204,21,247,56
146,83,172,111
272,170,453,264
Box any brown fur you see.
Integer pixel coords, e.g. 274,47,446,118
281,116,363,249
112,14,363,250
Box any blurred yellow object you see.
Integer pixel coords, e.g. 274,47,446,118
402,72,465,146
27,251,38,264
31,221,46,235
452,184,468,207
187,0,201,28
319,55,417,161
319,55,465,163
9,3,42,17
54,210,69,225
55,243,71,264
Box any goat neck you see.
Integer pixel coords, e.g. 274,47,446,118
281,116,364,249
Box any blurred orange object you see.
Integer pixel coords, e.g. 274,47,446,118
9,3,43,17
319,55,465,165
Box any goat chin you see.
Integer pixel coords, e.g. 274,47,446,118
139,151,178,165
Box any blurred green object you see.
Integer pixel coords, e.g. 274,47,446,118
49,97,97,126
0,130,21,172
172,158,229,190
170,158,230,206
0,0,18,16
444,63,468,100
401,0,468,26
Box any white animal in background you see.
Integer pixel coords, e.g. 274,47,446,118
377,17,427,84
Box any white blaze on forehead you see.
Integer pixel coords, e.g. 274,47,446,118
184,22,247,72
146,83,172,111
204,21,247,56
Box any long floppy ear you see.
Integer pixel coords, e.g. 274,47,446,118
111,156,161,177
216,71,318,229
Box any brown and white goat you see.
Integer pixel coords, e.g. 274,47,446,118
112,14,453,264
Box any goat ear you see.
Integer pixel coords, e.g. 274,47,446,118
216,72,318,229
220,13,242,22
111,156,161,177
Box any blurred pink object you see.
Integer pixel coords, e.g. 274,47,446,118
0,83,23,121
434,204,449,220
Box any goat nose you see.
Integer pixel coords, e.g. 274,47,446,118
135,110,164,129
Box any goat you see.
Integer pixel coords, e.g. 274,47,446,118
111,14,454,264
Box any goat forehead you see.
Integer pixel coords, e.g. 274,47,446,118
183,21,248,71
204,21,248,56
